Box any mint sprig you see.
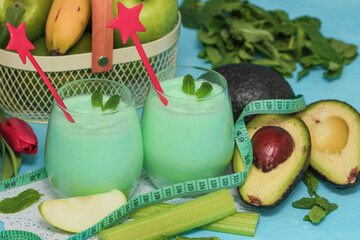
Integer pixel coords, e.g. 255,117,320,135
91,89,120,111
91,89,103,108
181,74,213,99
196,82,213,99
292,171,338,224
182,74,196,95
104,95,120,110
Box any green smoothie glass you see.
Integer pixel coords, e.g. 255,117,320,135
141,66,235,188
45,79,143,198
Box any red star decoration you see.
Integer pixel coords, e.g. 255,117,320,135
6,22,34,64
107,2,146,44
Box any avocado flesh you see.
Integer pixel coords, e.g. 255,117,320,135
233,114,311,207
296,100,360,188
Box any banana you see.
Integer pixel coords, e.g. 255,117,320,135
46,0,91,55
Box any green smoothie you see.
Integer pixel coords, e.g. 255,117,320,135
142,76,234,188
45,93,143,198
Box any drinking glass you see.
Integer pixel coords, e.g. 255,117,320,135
45,79,143,198
141,66,234,188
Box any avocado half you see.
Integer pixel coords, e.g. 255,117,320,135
213,63,295,122
233,114,311,208
296,100,360,189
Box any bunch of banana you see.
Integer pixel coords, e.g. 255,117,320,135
46,0,91,56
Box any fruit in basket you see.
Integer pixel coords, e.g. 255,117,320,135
38,189,127,233
45,0,91,55
0,0,53,43
112,0,178,48
30,36,48,56
67,32,92,55
213,63,296,123
296,100,360,189
233,114,311,208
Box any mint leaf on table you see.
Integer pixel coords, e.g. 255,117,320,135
292,171,338,224
180,0,358,81
307,205,328,224
0,7,25,48
104,95,120,111
196,82,213,99
292,197,317,209
0,189,43,214
303,171,318,197
182,74,196,95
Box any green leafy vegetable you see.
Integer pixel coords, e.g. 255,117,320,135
196,82,213,99
104,95,120,111
302,171,318,197
182,74,196,95
91,89,103,108
180,0,358,80
292,171,338,224
91,90,120,111
0,7,25,48
0,189,43,214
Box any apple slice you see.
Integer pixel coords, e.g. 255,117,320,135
38,189,127,233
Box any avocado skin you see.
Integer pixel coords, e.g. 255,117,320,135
311,167,360,190
213,63,295,123
235,114,311,209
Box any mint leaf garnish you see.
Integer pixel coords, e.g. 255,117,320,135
196,82,213,99
182,74,196,95
91,89,120,111
104,95,120,110
91,89,103,108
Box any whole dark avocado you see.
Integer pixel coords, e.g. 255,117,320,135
213,63,295,122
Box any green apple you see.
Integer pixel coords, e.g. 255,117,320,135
0,0,53,43
112,0,178,48
67,32,92,55
30,36,49,56
38,189,127,233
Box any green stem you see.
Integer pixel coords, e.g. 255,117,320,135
98,189,236,240
130,203,259,237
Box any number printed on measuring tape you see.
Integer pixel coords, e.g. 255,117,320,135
0,95,306,240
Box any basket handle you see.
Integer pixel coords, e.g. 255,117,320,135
91,0,113,72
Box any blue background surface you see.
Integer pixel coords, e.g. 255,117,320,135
2,0,360,239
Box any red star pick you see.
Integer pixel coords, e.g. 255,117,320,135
107,3,145,45
6,22,74,122
6,22,34,64
107,2,168,106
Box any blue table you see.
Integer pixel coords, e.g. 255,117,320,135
2,0,360,239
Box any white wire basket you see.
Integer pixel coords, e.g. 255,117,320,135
0,14,180,124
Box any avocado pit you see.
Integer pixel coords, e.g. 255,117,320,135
252,126,295,172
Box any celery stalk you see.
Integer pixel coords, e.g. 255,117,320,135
97,189,236,240
130,203,259,237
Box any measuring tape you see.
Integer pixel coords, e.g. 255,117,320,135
0,95,306,240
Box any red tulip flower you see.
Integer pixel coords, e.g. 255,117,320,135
0,117,38,155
